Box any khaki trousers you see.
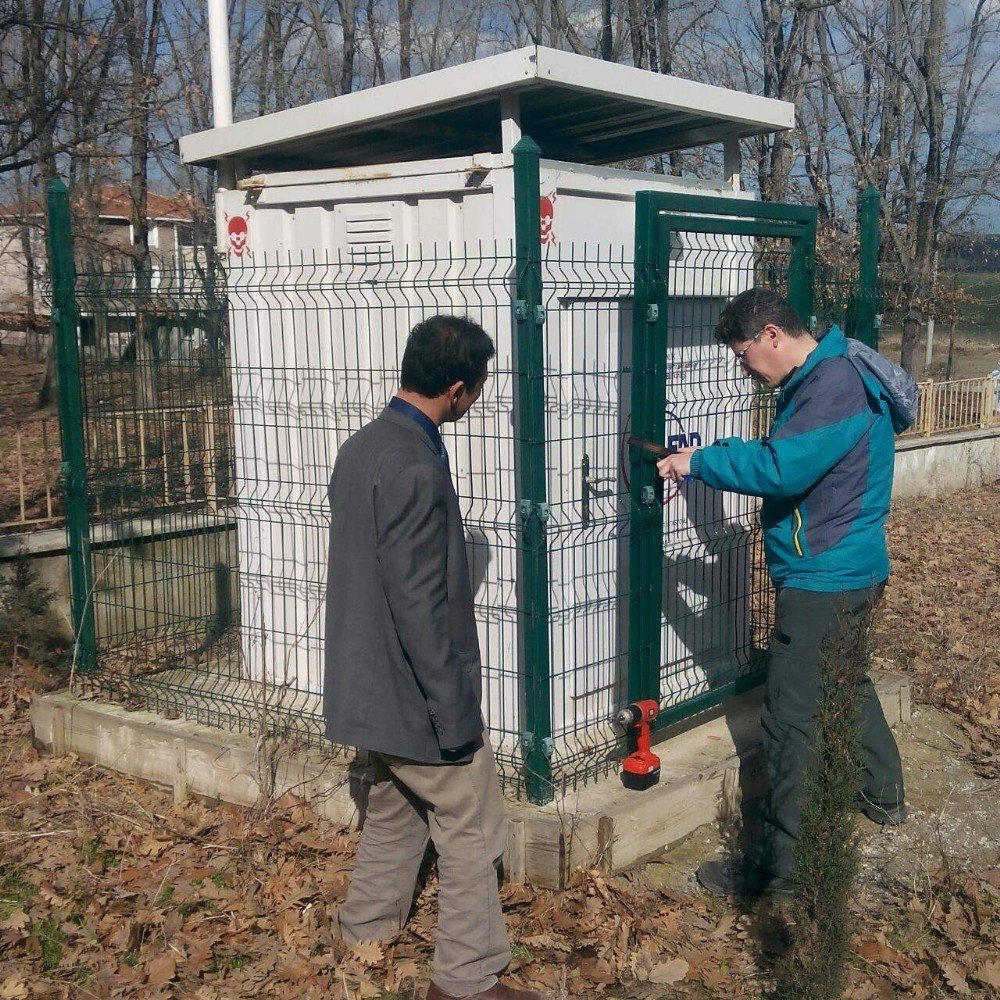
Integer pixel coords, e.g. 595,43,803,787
337,737,510,997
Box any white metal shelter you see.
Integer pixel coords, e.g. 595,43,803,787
179,47,793,784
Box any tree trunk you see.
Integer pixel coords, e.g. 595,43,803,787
366,0,385,85
398,0,412,78
627,0,646,68
336,0,356,94
307,0,339,97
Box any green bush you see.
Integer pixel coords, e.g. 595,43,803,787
0,554,66,668
766,609,872,1000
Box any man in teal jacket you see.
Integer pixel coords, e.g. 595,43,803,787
658,287,909,896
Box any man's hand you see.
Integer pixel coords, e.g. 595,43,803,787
657,446,698,484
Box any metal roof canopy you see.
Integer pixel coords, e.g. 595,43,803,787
180,46,793,172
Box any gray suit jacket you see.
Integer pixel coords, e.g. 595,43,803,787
323,405,484,763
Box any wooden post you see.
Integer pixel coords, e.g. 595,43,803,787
205,402,217,511
16,432,25,522
139,413,147,490
115,416,124,470
42,419,53,519
181,411,192,501
923,379,934,436
161,411,170,502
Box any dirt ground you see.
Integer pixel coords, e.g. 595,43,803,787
878,326,999,381
1,492,999,999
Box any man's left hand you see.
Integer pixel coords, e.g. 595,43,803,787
657,446,698,484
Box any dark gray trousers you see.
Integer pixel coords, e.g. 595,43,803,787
757,584,905,880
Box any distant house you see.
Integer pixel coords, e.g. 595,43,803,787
0,185,213,359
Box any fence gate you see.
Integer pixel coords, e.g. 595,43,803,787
628,192,818,728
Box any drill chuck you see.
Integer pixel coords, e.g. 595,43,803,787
615,704,642,728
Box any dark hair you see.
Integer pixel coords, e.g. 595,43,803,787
400,315,495,396
714,288,807,347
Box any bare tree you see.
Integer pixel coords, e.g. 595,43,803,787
398,0,413,77
816,0,1000,372
109,0,163,407
336,0,358,93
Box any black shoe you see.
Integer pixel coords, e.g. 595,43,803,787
858,800,907,826
695,858,796,899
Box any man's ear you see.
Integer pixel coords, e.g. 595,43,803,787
764,323,781,346
448,380,467,404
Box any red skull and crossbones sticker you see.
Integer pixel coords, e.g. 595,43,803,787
226,214,250,257
540,192,557,244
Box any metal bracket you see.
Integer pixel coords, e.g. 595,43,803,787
521,733,554,758
518,499,550,524
514,301,546,326
807,314,818,332
874,313,883,330
641,485,656,506
646,303,659,323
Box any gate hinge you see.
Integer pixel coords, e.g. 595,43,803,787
646,303,659,323
515,300,546,325
518,499,550,524
521,733,554,758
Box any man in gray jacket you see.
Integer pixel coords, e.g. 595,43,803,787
325,315,548,1000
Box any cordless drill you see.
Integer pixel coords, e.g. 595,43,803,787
615,699,661,790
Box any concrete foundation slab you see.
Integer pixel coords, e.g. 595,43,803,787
30,669,911,889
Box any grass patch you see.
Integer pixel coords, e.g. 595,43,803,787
212,950,249,972
31,916,65,971
0,866,37,919
178,898,217,917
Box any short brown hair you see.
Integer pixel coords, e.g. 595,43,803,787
715,288,807,347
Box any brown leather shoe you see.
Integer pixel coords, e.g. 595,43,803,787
426,980,552,1000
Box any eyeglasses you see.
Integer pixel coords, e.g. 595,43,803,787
733,328,765,365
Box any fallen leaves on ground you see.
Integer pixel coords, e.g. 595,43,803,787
1,487,999,998
877,486,1000,779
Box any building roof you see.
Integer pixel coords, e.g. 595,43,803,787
0,185,195,223
179,45,794,172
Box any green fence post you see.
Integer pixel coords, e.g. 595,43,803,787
47,179,97,674
855,185,881,349
628,194,668,705
512,136,553,804
788,207,818,330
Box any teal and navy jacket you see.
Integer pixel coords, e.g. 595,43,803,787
690,326,908,592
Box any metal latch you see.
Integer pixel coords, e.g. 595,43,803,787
581,453,615,525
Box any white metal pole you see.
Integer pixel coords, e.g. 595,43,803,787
207,0,236,189
208,0,233,129
924,247,939,376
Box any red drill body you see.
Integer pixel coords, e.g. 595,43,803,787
616,699,660,790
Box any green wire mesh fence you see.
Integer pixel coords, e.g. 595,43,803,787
58,229,865,799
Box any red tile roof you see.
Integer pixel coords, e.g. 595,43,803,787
0,184,196,222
